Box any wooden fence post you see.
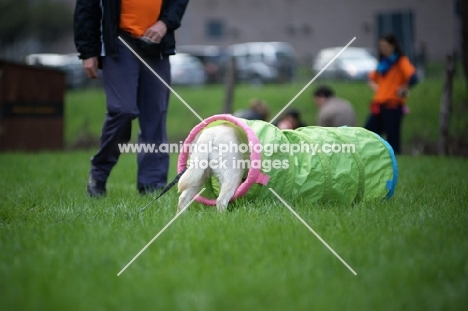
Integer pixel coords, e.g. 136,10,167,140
438,53,456,156
222,56,236,114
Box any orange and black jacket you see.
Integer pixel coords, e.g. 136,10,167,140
369,54,418,106
74,0,189,59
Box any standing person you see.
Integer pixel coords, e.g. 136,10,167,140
313,85,356,127
74,0,190,197
365,33,418,154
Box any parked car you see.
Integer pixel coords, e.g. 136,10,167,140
170,53,206,85
24,53,89,89
225,42,297,84
312,47,378,81
177,45,224,83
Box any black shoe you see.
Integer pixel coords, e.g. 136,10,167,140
137,184,165,195
87,173,106,197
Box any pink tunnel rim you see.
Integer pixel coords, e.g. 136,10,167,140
177,114,263,206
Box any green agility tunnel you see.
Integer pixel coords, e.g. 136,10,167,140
177,114,398,205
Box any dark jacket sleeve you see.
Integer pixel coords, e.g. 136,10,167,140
74,0,102,59
159,0,190,31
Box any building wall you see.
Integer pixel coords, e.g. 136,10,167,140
177,0,458,63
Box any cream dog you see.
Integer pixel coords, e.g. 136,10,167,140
177,124,246,213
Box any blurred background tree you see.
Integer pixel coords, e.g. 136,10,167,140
0,0,73,61
461,0,468,91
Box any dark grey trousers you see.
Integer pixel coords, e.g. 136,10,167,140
90,40,170,189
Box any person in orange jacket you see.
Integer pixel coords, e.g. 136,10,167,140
365,33,418,154
75,0,190,197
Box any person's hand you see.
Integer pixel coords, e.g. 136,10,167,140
397,86,410,98
82,57,99,79
143,20,167,43
368,81,379,93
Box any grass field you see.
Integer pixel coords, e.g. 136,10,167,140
65,76,468,154
1,152,467,310
1,73,468,310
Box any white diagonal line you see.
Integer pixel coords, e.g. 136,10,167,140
117,188,206,276
269,37,356,124
118,36,205,123
269,188,357,275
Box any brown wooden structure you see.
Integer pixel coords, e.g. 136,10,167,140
0,61,65,151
